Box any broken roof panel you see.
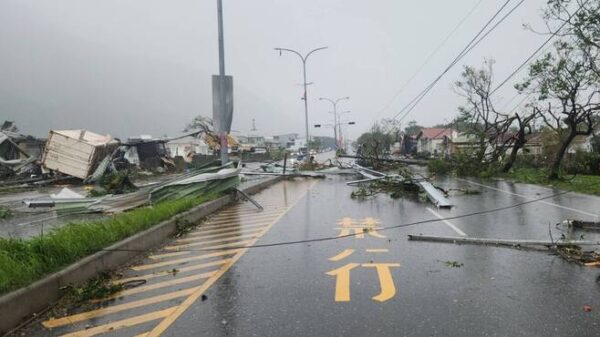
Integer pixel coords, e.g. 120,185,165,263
42,129,120,179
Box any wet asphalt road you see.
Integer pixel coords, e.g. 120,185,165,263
163,175,600,337
24,170,600,337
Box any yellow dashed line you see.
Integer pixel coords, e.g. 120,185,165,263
148,251,190,260
146,180,318,336
101,272,214,300
210,207,287,218
59,306,177,337
117,259,231,284
175,227,264,243
48,180,317,337
164,233,261,250
131,249,240,271
43,287,199,328
181,224,266,239
150,240,252,260
202,212,280,226
191,221,269,232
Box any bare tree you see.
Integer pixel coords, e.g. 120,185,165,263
455,60,516,163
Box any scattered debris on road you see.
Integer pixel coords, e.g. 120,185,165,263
562,219,600,231
409,234,600,267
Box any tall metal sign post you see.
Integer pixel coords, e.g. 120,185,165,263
213,0,233,165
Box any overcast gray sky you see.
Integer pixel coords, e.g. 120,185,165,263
0,0,549,140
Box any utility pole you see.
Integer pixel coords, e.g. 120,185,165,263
319,96,349,149
274,46,328,156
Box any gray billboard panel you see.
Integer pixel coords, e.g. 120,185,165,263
212,75,234,133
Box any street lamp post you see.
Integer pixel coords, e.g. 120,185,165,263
314,120,356,151
319,96,349,149
275,47,328,155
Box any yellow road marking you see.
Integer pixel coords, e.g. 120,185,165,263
176,227,264,243
328,249,355,262
117,259,230,284
181,224,266,239
131,249,240,271
148,251,190,260
191,221,269,233
209,207,287,218
366,249,389,253
165,233,260,250
326,263,360,302
185,223,266,236
101,272,214,300
191,220,269,232
362,263,401,302
202,212,281,226
146,180,318,337
43,287,198,328
60,306,176,337
214,207,286,217
149,240,252,260
151,240,252,260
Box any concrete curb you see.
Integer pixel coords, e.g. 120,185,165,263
0,177,282,335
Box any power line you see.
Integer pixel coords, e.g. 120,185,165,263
392,0,527,124
102,183,599,254
459,0,591,118
371,0,484,121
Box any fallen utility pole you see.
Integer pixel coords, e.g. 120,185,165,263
408,234,600,247
416,177,452,208
338,154,428,166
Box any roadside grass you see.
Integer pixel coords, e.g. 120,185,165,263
502,168,600,196
0,193,219,296
0,206,12,219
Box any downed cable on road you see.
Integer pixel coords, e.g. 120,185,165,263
101,185,599,254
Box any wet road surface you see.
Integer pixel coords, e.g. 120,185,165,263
24,174,600,336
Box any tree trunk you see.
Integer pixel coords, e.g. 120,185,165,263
502,141,520,172
502,131,525,173
548,131,576,180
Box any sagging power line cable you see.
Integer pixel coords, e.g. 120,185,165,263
371,0,484,120
102,182,598,254
392,0,526,124
457,0,591,118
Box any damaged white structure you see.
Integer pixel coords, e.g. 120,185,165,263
41,130,120,179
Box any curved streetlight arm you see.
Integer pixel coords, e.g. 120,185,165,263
304,46,329,61
274,46,328,62
274,47,304,61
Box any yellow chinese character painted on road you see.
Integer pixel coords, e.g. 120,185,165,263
326,249,400,302
334,217,386,239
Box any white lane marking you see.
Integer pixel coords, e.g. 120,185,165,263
426,207,467,237
458,178,598,218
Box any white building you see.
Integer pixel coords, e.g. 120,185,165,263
167,136,210,162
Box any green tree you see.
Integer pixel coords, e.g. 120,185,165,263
517,41,600,179
355,121,394,169
403,120,423,135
